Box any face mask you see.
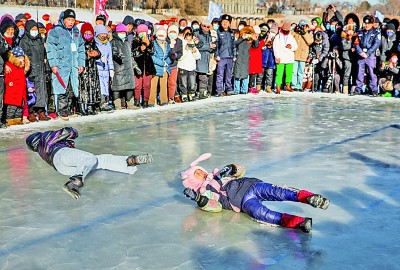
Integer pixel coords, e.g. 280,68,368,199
387,31,395,38
282,30,290,35
390,57,398,64
138,32,146,39
117,33,126,40
19,28,25,36
148,30,152,35
192,25,199,30
41,34,46,39
213,24,219,30
179,26,185,31
290,26,295,31
238,26,244,31
84,33,94,40
168,32,178,40
30,30,39,37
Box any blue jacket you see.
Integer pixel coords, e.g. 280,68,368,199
152,40,171,76
46,11,85,96
355,28,381,57
215,27,236,59
262,46,275,69
94,24,114,72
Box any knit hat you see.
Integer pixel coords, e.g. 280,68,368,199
15,13,27,21
202,19,211,25
298,20,307,27
12,46,24,57
63,9,76,20
95,14,106,25
386,23,395,32
311,17,322,26
155,25,167,37
168,24,179,33
136,24,148,34
94,24,108,36
116,23,127,32
122,15,135,26
253,25,261,34
80,22,94,35
37,22,45,29
180,153,212,192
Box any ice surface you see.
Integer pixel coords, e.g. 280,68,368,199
0,92,399,269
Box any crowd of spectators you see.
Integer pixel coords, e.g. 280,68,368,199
0,4,399,128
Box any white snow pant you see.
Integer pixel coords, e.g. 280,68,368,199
53,147,137,179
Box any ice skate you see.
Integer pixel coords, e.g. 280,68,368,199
126,154,153,166
62,174,84,200
298,218,312,233
307,194,330,210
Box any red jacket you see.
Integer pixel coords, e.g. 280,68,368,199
4,53,30,107
248,39,264,75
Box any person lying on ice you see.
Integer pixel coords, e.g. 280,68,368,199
181,153,330,233
26,127,153,200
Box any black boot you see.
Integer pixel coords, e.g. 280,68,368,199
134,99,141,108
79,103,88,116
87,105,97,115
62,174,84,200
142,101,148,108
100,95,111,112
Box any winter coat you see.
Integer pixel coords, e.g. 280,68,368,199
78,39,101,104
132,36,156,76
168,37,183,69
94,25,114,72
29,127,78,168
196,29,215,74
0,34,11,75
110,32,135,91
310,32,330,62
215,27,236,59
292,31,313,62
177,40,201,71
46,13,85,96
340,34,357,61
233,38,252,79
19,20,47,108
4,52,30,106
273,32,298,64
354,28,381,57
261,43,276,69
380,34,398,63
152,39,171,76
249,39,264,74
0,16,18,48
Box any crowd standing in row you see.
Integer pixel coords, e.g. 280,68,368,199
0,4,399,128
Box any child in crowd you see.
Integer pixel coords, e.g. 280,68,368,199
181,153,330,233
178,31,201,102
4,46,30,126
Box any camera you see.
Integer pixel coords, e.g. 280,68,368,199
327,4,333,10
294,25,306,35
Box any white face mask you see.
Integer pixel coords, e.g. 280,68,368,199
30,30,39,37
238,26,244,31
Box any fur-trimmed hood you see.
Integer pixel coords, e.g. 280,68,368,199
7,50,30,72
239,25,255,37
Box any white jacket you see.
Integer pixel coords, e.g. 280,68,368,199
273,32,298,64
177,40,201,71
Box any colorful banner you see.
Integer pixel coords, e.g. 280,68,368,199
94,0,109,20
208,1,223,23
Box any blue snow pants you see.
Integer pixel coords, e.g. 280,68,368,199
241,182,299,225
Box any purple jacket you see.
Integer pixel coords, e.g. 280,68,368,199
35,127,78,168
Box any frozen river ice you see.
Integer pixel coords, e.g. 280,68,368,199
0,92,399,269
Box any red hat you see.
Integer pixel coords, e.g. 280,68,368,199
80,22,94,36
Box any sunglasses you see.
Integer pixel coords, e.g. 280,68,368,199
202,25,211,29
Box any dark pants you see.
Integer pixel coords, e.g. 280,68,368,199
178,69,197,95
216,58,233,93
113,90,134,101
261,67,275,89
6,105,23,119
355,55,378,94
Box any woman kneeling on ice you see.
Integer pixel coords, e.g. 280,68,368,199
181,153,329,233
26,127,152,199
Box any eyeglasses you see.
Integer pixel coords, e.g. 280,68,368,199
202,25,210,29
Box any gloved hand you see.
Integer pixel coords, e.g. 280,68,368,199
109,70,114,78
311,59,319,64
183,188,200,202
218,164,237,178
